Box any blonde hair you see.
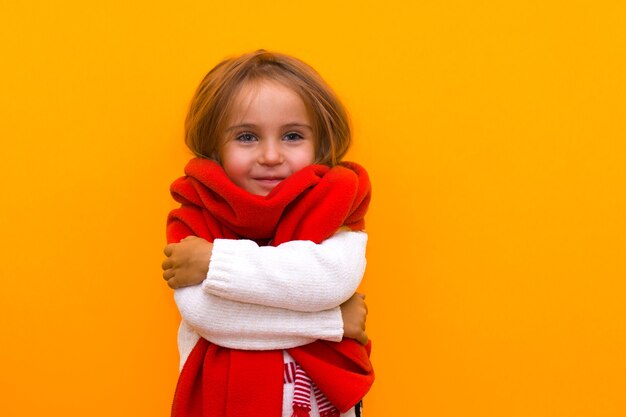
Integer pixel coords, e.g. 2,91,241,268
184,50,351,166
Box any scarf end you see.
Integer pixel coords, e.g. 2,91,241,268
291,405,311,417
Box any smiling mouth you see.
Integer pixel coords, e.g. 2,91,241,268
254,177,285,184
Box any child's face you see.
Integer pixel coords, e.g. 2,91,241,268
219,79,316,196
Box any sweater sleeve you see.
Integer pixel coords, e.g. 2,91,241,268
174,287,343,351
202,230,367,312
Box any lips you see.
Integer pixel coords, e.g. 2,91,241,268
254,177,284,184
253,176,285,186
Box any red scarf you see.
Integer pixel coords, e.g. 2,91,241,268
167,158,374,417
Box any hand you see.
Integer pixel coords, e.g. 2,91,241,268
162,236,213,289
340,293,368,345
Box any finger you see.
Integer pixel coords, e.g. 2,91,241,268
163,243,175,257
161,258,174,270
167,277,179,289
357,293,366,300
359,331,369,345
163,269,175,281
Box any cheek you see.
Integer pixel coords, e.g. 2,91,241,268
220,148,249,181
223,159,246,176
302,142,316,166
290,151,315,172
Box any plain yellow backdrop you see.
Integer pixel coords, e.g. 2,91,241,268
1,1,625,416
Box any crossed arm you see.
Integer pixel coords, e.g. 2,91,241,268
162,230,369,348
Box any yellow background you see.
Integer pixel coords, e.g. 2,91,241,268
1,1,625,416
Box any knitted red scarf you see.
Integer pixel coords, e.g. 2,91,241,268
167,158,374,417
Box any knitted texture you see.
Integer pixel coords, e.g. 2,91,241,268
168,158,374,417
203,233,367,313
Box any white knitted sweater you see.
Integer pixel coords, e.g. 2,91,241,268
174,230,368,365
173,230,367,417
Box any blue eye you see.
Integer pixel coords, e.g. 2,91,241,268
284,132,303,141
236,133,257,142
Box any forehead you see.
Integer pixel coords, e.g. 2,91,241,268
227,79,311,123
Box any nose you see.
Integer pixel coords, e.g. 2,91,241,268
258,139,284,166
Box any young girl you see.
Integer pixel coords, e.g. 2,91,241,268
161,50,374,417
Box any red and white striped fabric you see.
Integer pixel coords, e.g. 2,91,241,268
314,383,338,417
289,363,339,417
285,361,297,384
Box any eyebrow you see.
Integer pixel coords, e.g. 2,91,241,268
225,123,313,132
